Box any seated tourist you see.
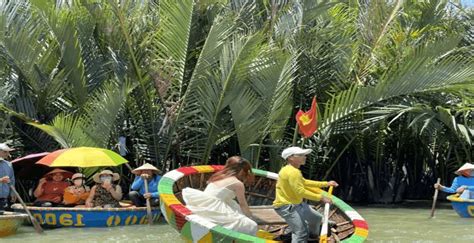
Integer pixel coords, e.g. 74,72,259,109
85,170,122,208
63,173,90,206
33,169,72,207
129,163,161,207
182,156,258,235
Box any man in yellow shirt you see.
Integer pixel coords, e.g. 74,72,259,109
273,146,338,242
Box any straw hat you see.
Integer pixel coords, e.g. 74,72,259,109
132,163,160,175
93,170,120,183
455,163,474,175
71,173,86,180
45,168,73,179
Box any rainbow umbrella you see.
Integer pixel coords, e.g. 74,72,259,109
35,147,128,168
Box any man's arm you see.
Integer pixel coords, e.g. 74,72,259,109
287,170,323,201
9,163,15,196
130,176,144,191
304,179,328,188
440,177,460,193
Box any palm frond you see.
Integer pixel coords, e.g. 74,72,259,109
148,0,194,97
321,37,474,132
171,13,237,161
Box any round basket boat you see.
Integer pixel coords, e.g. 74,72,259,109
446,194,474,218
158,165,369,242
0,212,28,237
12,204,161,227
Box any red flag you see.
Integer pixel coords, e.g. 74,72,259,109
296,97,318,138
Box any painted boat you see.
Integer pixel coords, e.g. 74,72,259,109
447,194,474,218
12,204,161,227
159,165,369,242
0,212,28,237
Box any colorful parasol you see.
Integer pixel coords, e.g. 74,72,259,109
35,147,128,168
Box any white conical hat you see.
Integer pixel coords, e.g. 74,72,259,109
132,163,160,174
455,163,474,175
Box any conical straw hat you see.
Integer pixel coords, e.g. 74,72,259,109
45,168,73,178
132,163,160,174
455,163,474,175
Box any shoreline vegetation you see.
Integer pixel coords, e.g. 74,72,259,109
0,0,472,205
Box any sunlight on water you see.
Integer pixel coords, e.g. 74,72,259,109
356,207,474,243
2,224,184,243
2,207,472,242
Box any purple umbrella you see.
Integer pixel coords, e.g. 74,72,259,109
11,152,75,179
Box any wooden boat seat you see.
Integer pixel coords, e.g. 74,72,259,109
249,205,286,225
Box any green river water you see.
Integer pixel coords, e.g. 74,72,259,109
2,206,473,242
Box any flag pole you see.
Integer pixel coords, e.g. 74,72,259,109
292,124,299,146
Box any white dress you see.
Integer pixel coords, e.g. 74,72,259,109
182,181,258,235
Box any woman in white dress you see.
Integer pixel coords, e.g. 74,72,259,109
182,156,258,235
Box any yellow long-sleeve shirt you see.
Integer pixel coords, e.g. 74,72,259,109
273,165,328,208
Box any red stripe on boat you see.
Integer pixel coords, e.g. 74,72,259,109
176,167,199,175
170,204,193,230
352,219,368,229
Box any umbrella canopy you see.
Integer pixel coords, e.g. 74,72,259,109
11,152,75,179
35,147,128,168
11,152,50,164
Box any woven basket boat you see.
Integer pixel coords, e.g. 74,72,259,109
0,211,28,237
12,204,160,227
446,194,474,218
159,165,369,242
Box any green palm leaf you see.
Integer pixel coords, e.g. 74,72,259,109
321,37,474,132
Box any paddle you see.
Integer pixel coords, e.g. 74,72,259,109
9,185,44,234
319,186,334,243
430,178,441,218
143,177,153,225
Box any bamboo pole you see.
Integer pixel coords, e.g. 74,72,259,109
143,178,153,225
430,178,441,218
319,186,334,243
9,185,44,234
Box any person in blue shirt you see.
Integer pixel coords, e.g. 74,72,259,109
129,163,161,206
0,143,17,214
435,162,474,199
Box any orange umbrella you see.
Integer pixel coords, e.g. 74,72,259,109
36,147,128,168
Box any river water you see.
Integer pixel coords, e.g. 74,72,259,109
2,206,473,242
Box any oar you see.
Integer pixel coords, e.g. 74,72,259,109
9,185,44,234
319,186,334,243
430,178,441,218
143,177,153,225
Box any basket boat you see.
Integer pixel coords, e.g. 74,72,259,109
0,211,28,237
446,194,474,218
12,204,161,227
159,165,369,242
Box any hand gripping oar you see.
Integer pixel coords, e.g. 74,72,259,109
319,186,333,243
143,177,153,225
430,178,441,218
9,185,44,234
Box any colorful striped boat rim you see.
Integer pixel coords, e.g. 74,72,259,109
159,165,369,242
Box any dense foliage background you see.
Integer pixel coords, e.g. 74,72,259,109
1,0,472,203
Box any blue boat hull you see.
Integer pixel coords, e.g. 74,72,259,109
447,195,474,218
13,205,161,227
